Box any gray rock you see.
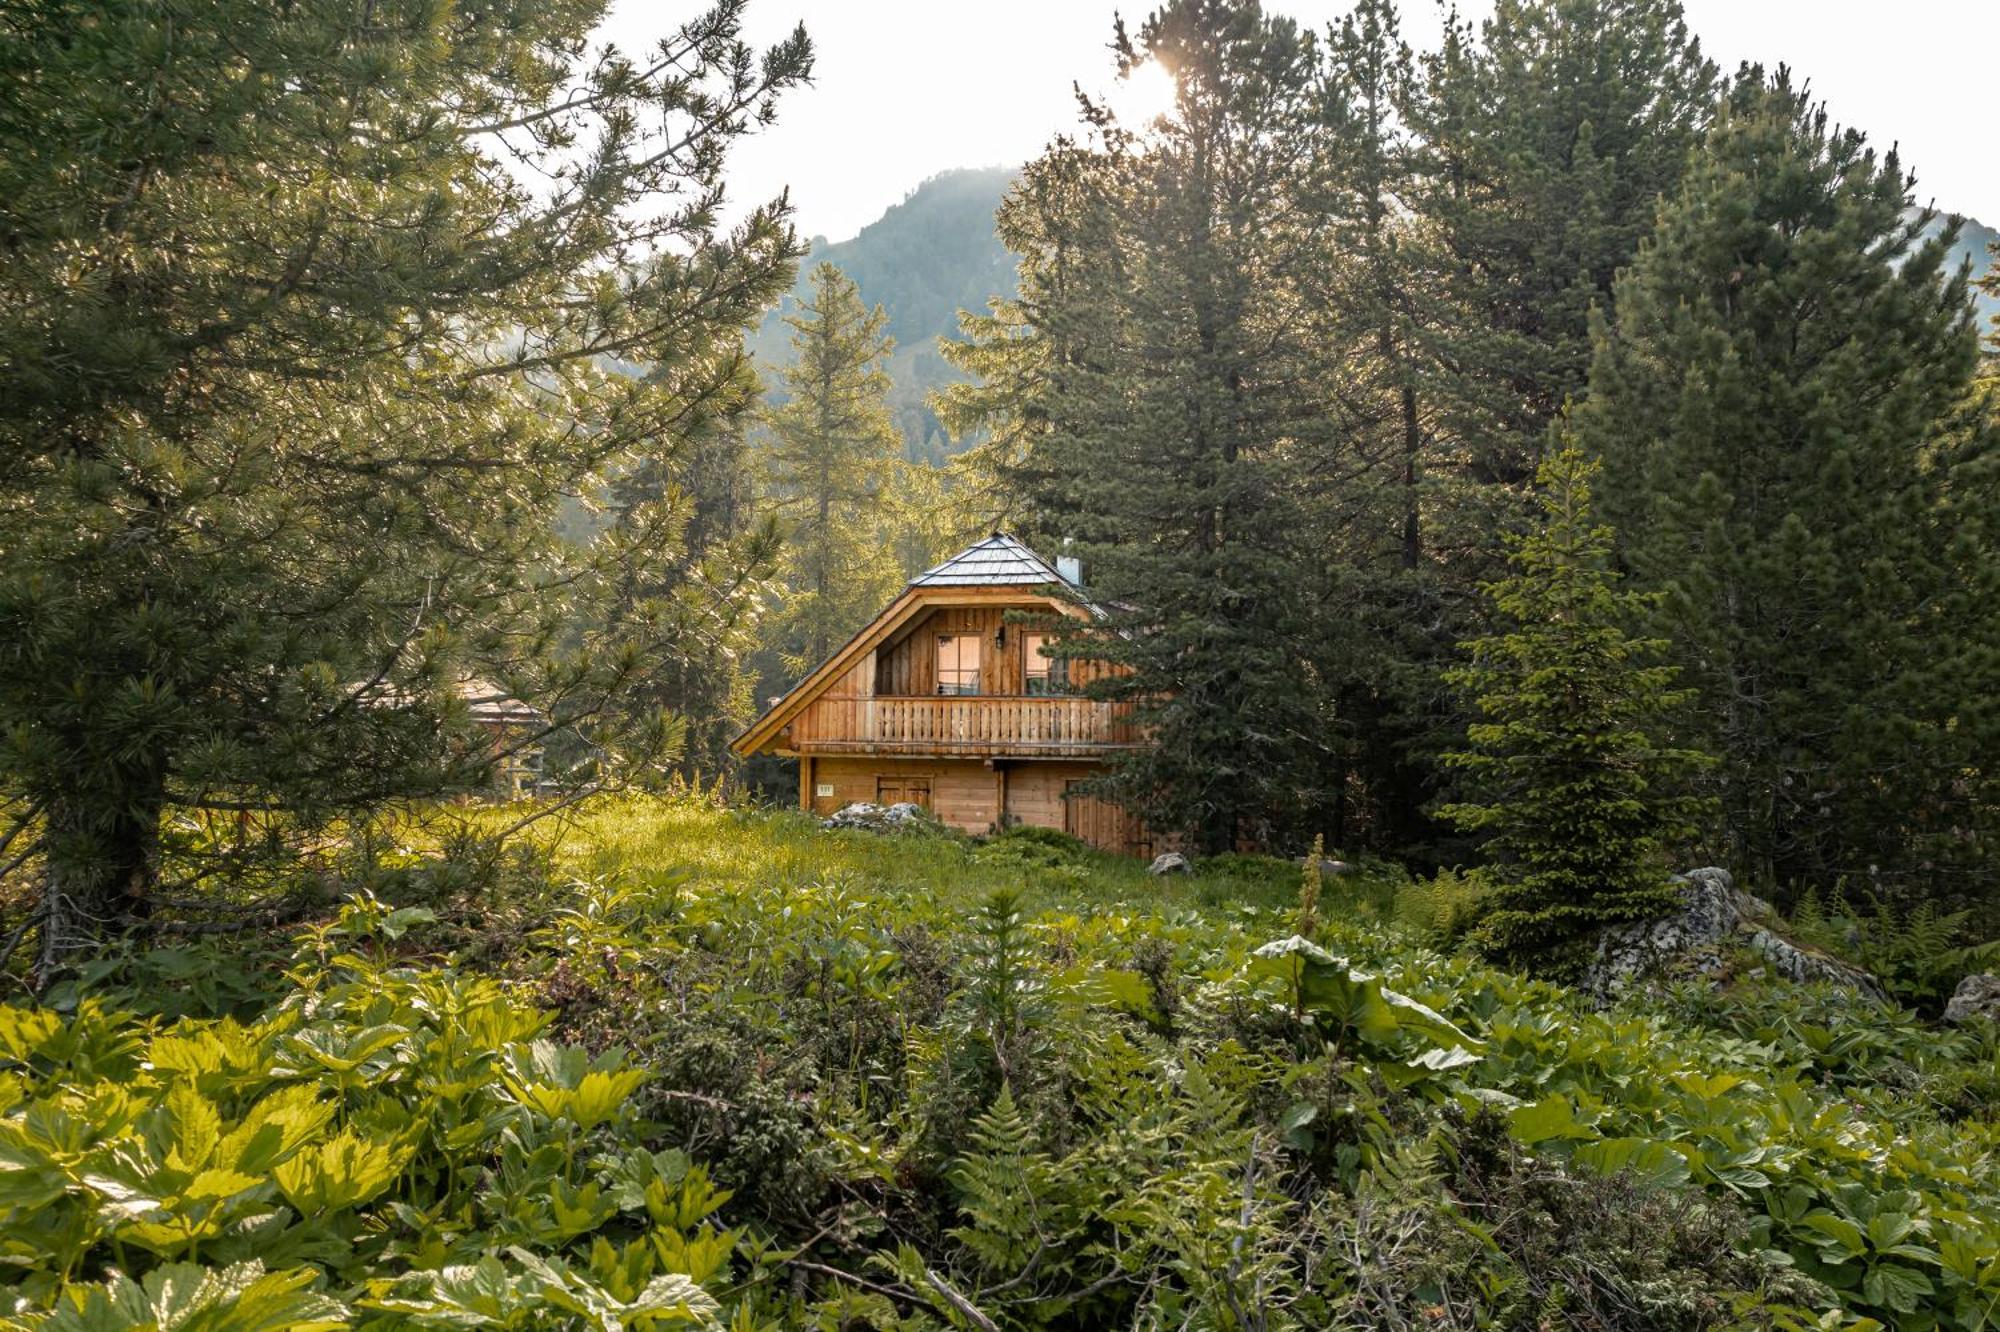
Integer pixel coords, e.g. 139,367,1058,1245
1736,890,1778,922
822,801,937,834
1299,856,1353,877
1582,866,1884,1003
1944,973,2000,1024
1149,852,1192,876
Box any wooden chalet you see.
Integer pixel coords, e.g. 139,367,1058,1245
460,678,545,801
731,535,1151,854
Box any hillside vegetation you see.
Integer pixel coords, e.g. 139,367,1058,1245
745,168,1019,463
3,801,1996,1329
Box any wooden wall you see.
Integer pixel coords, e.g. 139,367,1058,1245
804,756,1151,854
873,604,1118,697
1005,762,1153,856
809,757,1001,833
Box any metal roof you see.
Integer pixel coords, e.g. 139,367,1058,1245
909,533,1079,590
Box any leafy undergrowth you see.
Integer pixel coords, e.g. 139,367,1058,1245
2,798,1997,1329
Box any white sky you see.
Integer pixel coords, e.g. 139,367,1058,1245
600,1,2000,242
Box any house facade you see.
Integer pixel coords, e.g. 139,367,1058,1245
731,535,1151,854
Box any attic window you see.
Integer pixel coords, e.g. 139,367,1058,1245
936,634,981,696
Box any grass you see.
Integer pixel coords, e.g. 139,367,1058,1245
533,796,1406,920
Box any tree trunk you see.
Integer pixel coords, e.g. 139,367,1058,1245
37,783,162,980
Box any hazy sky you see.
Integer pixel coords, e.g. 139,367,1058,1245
600,1,1999,242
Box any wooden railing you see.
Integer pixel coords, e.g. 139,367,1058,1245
792,694,1140,754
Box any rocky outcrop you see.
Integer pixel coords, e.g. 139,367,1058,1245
1944,973,2000,1024
1149,852,1192,876
1583,867,1885,1003
822,802,941,834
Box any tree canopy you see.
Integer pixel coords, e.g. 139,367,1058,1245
0,0,812,965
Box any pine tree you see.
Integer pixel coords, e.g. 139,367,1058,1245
0,1,811,964
1303,0,1462,856
1579,69,2000,904
761,263,907,671
1440,446,1713,971
1406,0,1718,502
601,390,784,784
981,0,1340,853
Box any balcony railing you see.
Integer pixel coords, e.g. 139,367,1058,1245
791,694,1139,754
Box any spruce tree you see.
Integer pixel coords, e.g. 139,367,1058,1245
1440,446,1713,970
0,1,811,963
1406,0,1718,500
977,1,1340,853
761,263,907,670
1579,70,2000,903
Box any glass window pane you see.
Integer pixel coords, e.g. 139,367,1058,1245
1023,633,1066,696
937,634,981,695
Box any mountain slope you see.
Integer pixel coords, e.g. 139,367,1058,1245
748,167,1019,462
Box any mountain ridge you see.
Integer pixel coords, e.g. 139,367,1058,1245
747,166,1019,462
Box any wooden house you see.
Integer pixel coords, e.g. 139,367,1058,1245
731,534,1151,854
459,678,545,800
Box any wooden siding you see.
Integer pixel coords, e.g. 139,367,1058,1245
1065,786,1153,858
811,758,999,833
874,604,1120,697
807,756,1152,855
737,585,1127,759
776,602,1138,758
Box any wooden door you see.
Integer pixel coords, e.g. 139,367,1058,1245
877,776,932,808
1064,780,1149,856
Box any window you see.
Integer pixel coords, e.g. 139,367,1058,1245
1023,633,1068,696
877,776,931,808
936,634,981,695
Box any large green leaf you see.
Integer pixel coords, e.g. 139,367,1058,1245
500,1042,647,1132
271,1130,411,1216
37,1260,346,1331
1508,1095,1594,1145
1572,1137,1692,1188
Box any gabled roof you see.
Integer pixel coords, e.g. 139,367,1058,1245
911,533,1079,590
731,534,1087,757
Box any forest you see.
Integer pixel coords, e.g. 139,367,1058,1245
1,0,1998,1328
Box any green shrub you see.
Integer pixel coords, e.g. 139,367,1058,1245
1394,868,1493,946
987,823,1091,856
1783,885,2000,1014
8,797,1997,1330
0,898,749,1328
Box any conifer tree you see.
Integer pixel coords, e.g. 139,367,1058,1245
762,263,907,670
1440,446,1713,970
1403,0,1717,544
1579,70,2000,903
602,396,784,783
982,1,1340,853
0,0,811,962
1304,0,1461,855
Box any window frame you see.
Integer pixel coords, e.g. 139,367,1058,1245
1021,631,1069,697
935,633,982,696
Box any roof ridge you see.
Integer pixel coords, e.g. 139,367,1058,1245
909,532,1075,589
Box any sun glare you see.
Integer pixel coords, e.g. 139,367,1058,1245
1106,58,1178,129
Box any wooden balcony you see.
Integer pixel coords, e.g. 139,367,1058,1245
788,694,1140,757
